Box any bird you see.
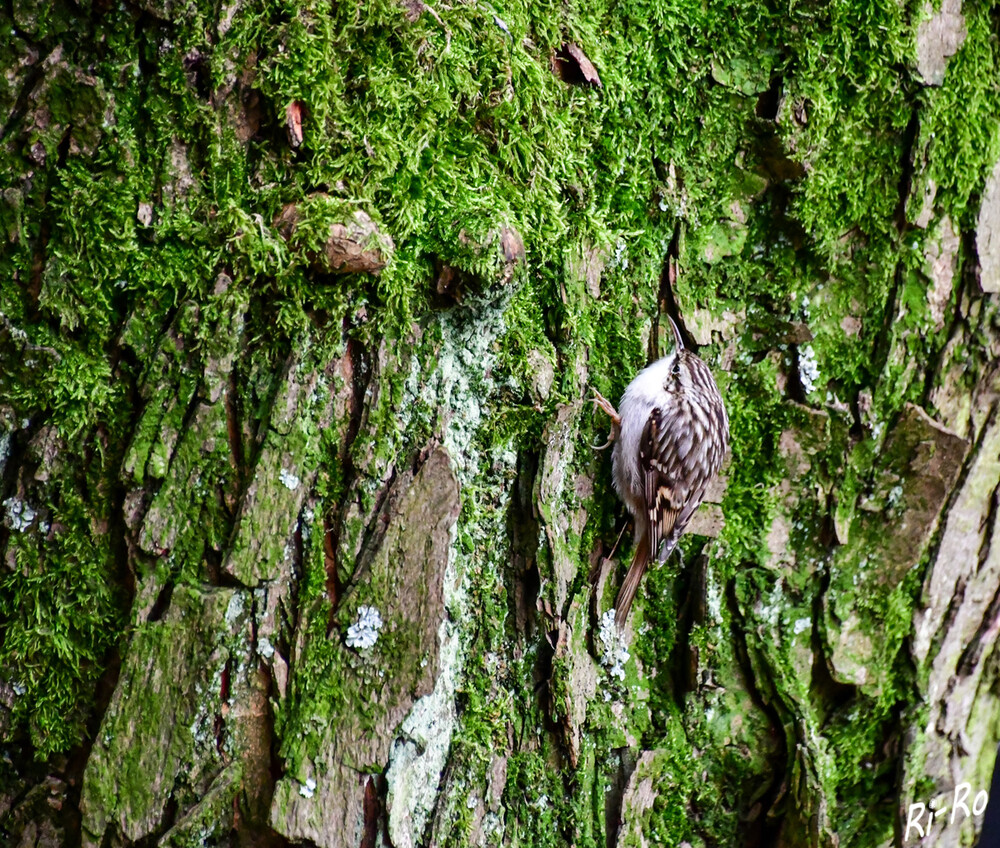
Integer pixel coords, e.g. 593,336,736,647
592,316,728,626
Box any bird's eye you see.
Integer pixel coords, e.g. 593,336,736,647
672,362,681,376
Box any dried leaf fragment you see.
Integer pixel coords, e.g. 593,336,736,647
285,100,304,148
552,42,602,87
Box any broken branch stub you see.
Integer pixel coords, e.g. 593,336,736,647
434,225,526,301
275,197,395,275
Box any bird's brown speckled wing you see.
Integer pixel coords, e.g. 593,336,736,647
639,406,683,561
639,395,722,561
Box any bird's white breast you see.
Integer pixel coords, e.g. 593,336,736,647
611,355,675,513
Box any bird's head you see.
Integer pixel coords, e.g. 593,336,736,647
663,316,709,393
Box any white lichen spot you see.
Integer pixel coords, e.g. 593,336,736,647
279,468,300,490
299,777,317,798
609,237,629,271
705,572,723,622
257,635,275,658
758,588,783,630
301,505,315,542
793,617,811,635
310,373,329,408
12,680,26,696
4,497,36,532
346,605,383,649
887,485,904,508
224,593,245,626
598,610,630,680
798,344,820,394
0,429,11,479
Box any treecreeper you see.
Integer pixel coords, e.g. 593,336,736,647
593,316,729,626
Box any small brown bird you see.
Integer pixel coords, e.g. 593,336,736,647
593,317,729,626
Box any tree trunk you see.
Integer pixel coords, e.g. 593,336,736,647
2,1,999,846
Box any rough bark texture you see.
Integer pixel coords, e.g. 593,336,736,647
1,1,1000,847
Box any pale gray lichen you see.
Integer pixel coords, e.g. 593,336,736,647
345,605,383,649
257,635,275,658
279,468,301,490
386,614,461,848
301,505,315,541
608,236,630,271
705,567,724,622
432,296,509,479
298,777,317,799
598,610,630,680
4,497,36,532
386,295,516,848
798,344,820,394
224,592,246,626
0,429,10,480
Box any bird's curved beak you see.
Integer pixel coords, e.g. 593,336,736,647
667,316,685,351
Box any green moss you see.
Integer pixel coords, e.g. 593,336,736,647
717,354,788,567
919,2,1000,227
0,488,125,758
80,586,247,840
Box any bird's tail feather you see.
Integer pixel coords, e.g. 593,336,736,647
614,532,650,627
615,532,684,626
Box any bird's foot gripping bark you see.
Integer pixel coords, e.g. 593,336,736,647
591,388,621,450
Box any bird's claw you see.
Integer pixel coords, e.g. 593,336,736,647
590,387,620,449
590,387,621,423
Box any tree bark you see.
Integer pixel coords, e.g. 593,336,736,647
2,1,1000,847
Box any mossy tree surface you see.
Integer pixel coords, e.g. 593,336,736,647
1,0,999,845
